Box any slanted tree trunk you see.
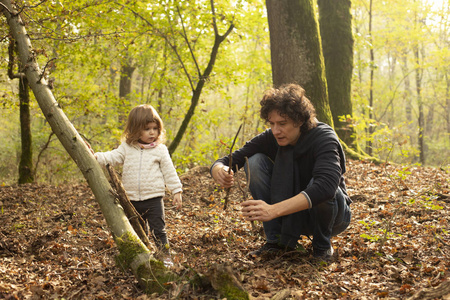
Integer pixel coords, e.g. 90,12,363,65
318,0,355,145
265,0,333,126
7,36,34,184
1,0,177,293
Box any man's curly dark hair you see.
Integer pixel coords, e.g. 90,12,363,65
260,83,317,132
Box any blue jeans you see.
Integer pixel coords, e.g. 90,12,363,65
245,153,351,252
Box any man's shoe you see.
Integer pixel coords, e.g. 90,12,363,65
313,246,335,263
248,242,288,256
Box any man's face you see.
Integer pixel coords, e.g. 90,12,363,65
268,110,301,146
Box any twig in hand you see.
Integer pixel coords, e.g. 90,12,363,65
223,124,243,210
235,158,256,229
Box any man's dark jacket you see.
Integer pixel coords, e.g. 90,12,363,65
213,122,351,207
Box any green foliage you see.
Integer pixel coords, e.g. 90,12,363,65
1,0,449,185
0,0,270,184
409,195,444,211
352,0,450,166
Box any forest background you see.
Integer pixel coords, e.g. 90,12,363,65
1,0,449,298
0,0,449,185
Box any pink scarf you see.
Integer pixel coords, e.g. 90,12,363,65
138,142,158,149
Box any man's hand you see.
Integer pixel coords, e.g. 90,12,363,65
211,164,234,188
241,199,275,222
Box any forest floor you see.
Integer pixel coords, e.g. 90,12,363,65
0,160,449,299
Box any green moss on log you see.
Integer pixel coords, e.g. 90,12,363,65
115,232,147,267
136,261,177,294
215,273,249,300
114,232,178,295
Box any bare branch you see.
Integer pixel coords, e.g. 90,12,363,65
223,124,243,210
0,2,12,14
210,0,219,36
176,5,201,76
36,57,56,84
120,3,195,91
106,164,154,251
34,132,54,179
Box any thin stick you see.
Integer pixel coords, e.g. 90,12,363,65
223,124,243,210
235,158,256,229
106,164,154,251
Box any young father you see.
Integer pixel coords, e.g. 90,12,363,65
211,83,352,261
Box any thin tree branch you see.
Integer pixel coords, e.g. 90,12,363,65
223,124,243,210
176,5,201,76
120,3,195,91
34,132,54,179
377,68,416,121
0,2,12,14
36,57,56,83
210,0,219,36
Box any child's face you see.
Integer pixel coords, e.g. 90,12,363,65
139,122,159,144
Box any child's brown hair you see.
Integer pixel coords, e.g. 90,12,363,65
123,104,166,145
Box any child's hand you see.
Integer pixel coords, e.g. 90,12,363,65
173,192,182,210
85,140,95,155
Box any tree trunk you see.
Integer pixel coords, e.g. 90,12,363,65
446,74,450,145
119,61,136,126
1,0,177,294
444,73,450,146
317,0,355,145
366,0,374,156
265,0,333,126
401,53,415,145
18,76,34,184
7,35,34,184
414,44,425,164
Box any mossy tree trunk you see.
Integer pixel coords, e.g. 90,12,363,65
7,36,34,184
18,75,34,184
265,0,333,127
318,0,355,146
1,0,177,294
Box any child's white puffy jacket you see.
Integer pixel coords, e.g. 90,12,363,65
96,142,182,201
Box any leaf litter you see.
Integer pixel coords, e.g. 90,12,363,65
0,160,448,299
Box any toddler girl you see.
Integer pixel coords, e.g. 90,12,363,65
94,104,182,267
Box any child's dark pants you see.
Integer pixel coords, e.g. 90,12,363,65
131,197,168,250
